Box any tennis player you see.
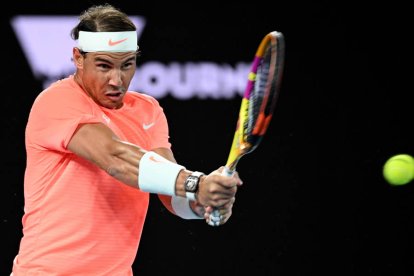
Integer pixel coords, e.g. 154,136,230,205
11,4,242,275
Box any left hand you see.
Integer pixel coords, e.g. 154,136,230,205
204,196,236,226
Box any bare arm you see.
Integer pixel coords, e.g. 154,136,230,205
67,122,241,218
67,123,190,195
68,123,143,187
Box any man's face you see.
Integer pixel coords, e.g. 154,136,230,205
76,49,137,109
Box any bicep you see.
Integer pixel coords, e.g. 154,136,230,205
68,123,144,180
68,123,175,188
68,123,118,166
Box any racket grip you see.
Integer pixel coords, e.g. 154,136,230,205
221,166,234,177
207,166,234,226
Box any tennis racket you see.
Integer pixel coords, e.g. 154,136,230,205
208,31,285,226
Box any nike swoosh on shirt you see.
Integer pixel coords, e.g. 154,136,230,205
108,38,128,46
143,122,155,130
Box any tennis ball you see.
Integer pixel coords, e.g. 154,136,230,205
383,154,414,186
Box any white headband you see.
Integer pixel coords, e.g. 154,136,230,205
78,31,138,52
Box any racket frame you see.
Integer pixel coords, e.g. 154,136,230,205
223,31,284,176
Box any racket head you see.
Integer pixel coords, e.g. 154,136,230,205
225,31,285,173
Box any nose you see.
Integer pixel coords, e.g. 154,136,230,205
108,69,123,87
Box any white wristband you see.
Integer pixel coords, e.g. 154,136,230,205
171,197,203,219
138,151,185,196
185,192,196,201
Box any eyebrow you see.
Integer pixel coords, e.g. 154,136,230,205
80,49,141,59
94,56,137,65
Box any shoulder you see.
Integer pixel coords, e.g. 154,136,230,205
31,77,93,114
124,91,163,109
34,77,83,103
125,91,159,103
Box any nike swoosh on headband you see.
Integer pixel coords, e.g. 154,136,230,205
108,38,128,46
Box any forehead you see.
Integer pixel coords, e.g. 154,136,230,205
88,51,137,62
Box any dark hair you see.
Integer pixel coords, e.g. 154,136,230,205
70,4,136,40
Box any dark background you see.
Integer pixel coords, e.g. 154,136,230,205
2,1,412,275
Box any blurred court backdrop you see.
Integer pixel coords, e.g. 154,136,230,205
1,1,412,275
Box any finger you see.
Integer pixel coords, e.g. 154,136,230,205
232,171,243,186
204,205,214,213
210,173,240,189
210,196,236,208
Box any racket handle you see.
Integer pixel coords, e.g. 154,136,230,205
208,209,221,226
221,166,234,177
207,166,234,226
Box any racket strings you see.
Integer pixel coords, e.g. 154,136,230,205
264,34,284,116
246,43,272,146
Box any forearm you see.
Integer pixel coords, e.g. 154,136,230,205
68,123,239,207
93,139,192,195
68,123,190,195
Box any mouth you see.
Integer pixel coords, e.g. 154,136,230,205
105,91,124,101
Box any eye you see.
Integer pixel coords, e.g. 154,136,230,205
98,63,111,69
122,61,135,70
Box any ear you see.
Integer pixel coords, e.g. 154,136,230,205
73,47,84,69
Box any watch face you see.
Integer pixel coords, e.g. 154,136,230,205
185,176,198,192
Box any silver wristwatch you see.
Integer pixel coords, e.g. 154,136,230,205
184,171,204,200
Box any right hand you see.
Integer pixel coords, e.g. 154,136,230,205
196,167,243,225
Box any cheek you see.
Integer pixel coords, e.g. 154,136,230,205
84,72,107,96
122,70,136,84
87,71,108,85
